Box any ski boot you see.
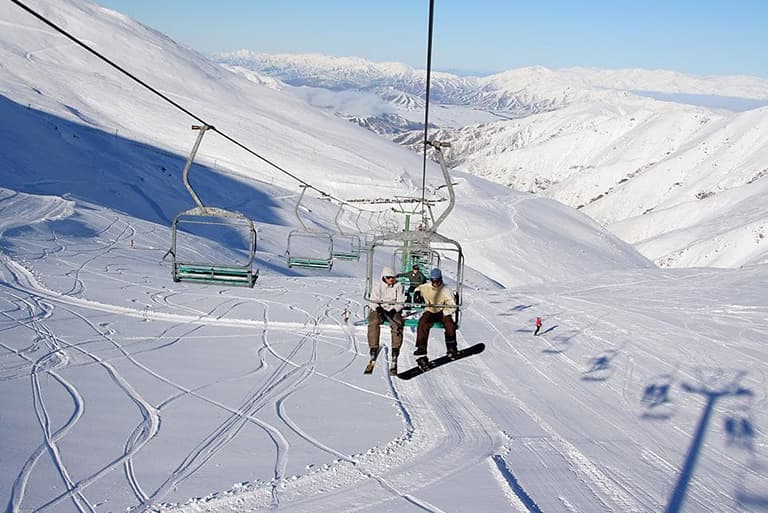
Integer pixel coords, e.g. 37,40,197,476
390,348,399,375
446,342,458,360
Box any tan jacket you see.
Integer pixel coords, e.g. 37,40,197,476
416,282,457,316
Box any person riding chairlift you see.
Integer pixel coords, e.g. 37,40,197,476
367,266,405,370
397,264,427,303
412,268,458,364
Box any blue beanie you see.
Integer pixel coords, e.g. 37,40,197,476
430,268,442,280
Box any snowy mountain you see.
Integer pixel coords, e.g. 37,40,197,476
1,2,767,513
217,51,768,269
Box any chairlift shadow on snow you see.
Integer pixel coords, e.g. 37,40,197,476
510,303,534,311
581,348,619,382
539,327,577,354
500,306,533,316
724,413,757,451
640,373,676,420
734,458,768,509
663,368,754,513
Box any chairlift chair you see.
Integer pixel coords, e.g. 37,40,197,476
331,203,362,261
364,229,464,329
362,140,464,329
332,234,362,260
394,245,440,275
167,125,258,287
286,186,334,270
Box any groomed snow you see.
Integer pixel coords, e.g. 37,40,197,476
1,2,766,513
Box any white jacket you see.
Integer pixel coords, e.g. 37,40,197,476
369,266,405,311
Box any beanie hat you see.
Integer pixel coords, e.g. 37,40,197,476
430,268,442,280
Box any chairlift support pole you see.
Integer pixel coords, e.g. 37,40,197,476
294,185,309,231
182,124,211,213
426,140,455,234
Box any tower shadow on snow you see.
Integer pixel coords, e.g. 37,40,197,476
664,368,753,513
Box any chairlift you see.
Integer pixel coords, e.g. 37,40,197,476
394,245,440,273
353,210,375,252
331,203,362,261
286,186,334,270
167,125,259,287
363,141,464,329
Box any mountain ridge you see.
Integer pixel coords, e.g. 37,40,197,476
214,51,768,268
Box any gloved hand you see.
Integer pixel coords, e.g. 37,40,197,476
375,306,386,317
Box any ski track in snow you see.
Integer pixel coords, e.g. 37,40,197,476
485,279,765,512
1,199,765,513
546,287,767,509
3,250,456,512
469,293,648,513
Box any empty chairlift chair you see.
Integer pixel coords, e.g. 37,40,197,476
167,125,259,287
331,203,362,261
286,186,334,270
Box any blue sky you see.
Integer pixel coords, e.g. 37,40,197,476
95,0,768,77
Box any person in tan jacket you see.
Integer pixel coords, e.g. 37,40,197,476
413,268,457,361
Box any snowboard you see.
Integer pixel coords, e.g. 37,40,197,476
396,343,485,380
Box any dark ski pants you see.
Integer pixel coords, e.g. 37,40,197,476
367,309,404,350
415,311,456,352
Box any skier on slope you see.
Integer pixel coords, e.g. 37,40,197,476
534,316,542,336
412,268,458,364
367,266,405,367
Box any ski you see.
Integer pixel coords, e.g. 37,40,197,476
363,347,381,374
396,343,485,380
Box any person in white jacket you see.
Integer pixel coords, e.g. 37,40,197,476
368,266,405,367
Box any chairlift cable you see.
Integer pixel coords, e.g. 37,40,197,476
8,0,381,214
420,0,435,223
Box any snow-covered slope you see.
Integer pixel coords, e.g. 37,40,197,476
0,0,649,289
1,3,767,513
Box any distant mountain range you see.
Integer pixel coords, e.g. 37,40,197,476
215,51,768,268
